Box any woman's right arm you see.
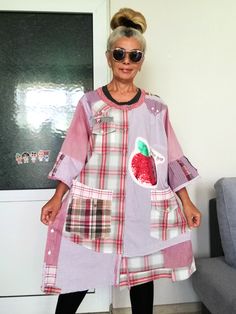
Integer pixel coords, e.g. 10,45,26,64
41,97,91,226
40,181,69,225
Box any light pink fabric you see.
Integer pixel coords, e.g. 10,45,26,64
61,102,91,162
164,109,183,162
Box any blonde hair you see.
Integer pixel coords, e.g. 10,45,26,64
107,8,147,52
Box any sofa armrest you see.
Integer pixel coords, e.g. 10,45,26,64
209,198,224,257
192,257,236,314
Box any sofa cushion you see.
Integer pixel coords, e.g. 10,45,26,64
214,178,236,268
192,257,236,314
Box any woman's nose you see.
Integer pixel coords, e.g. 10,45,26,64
123,52,130,64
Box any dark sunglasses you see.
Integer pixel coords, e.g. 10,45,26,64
109,48,144,63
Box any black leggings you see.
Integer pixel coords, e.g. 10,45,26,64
55,281,154,314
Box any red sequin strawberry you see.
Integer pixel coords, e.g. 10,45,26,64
130,138,165,187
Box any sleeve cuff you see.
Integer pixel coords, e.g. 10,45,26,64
168,156,199,192
48,152,84,188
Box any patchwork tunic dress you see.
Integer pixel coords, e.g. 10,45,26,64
42,87,199,294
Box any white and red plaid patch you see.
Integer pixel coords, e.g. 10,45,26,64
42,263,61,294
118,254,195,287
150,188,187,240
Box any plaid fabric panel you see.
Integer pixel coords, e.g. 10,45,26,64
69,180,113,200
119,268,172,287
68,104,128,254
118,255,195,287
120,251,165,274
150,188,187,240
42,263,61,294
66,192,112,239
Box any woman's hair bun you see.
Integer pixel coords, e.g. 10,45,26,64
110,8,147,34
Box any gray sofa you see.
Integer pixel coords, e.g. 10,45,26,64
192,178,236,314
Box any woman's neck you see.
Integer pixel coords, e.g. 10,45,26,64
107,80,138,102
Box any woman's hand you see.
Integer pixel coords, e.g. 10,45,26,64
40,195,62,225
183,202,201,229
40,181,69,225
176,187,201,229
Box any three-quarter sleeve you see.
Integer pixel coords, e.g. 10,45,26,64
164,108,199,192
48,96,91,188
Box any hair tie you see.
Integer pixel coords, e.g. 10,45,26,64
119,17,142,32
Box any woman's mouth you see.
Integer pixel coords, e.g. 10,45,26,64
119,68,132,73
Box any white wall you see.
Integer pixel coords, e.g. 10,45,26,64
1,0,236,311
110,0,236,308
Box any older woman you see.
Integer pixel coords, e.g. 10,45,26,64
41,8,201,314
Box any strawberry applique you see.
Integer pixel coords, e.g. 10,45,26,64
129,138,165,188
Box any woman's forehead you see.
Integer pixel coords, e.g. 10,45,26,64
112,36,142,50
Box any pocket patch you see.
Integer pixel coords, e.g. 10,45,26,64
150,188,187,240
65,181,112,239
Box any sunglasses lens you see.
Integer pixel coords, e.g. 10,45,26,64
129,50,143,62
111,48,143,63
112,49,125,61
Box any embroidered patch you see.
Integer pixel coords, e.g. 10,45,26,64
92,115,114,124
92,110,115,135
145,97,162,116
128,137,165,188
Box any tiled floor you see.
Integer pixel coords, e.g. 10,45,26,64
91,312,201,314
91,302,202,314
81,302,201,314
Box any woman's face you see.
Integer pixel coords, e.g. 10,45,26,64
107,36,144,83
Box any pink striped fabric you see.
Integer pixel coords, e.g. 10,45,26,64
168,156,199,192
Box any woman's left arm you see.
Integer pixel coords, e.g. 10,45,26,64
176,187,201,229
